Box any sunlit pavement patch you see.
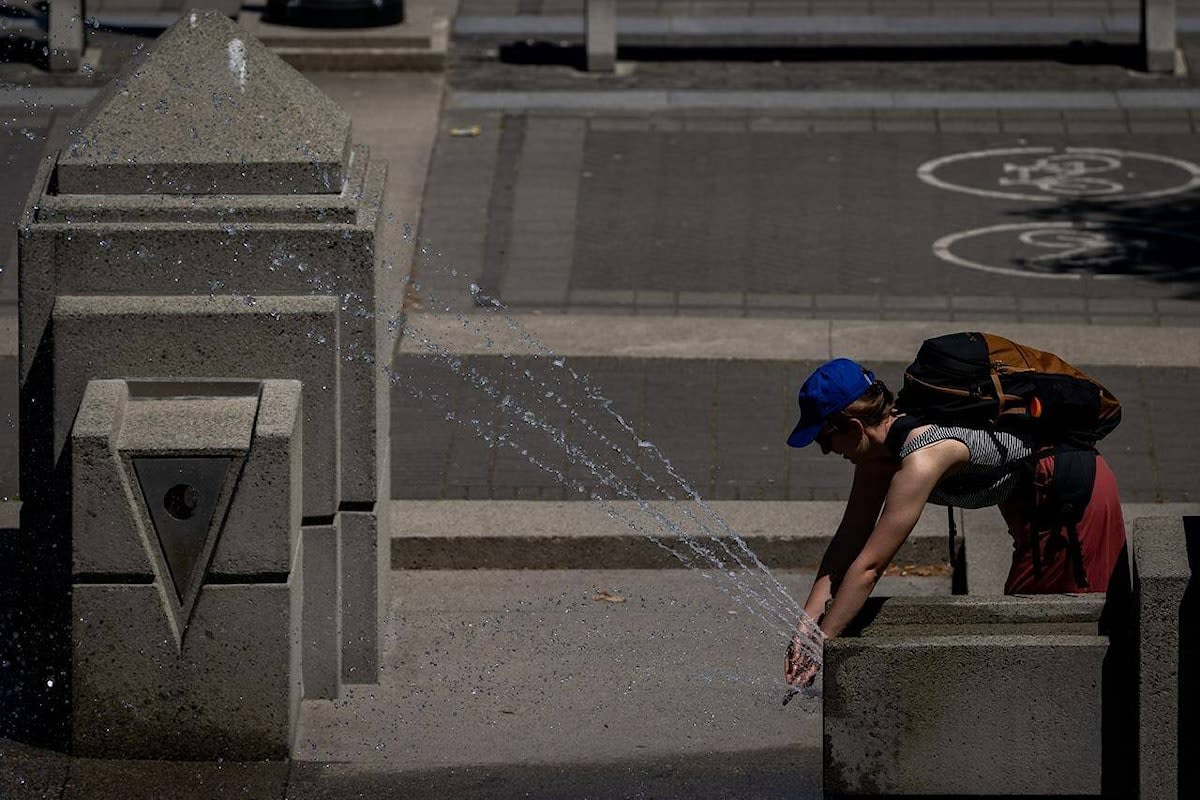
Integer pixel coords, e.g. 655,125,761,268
932,222,1200,280
917,146,1200,202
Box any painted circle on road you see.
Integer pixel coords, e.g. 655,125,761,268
917,147,1200,202
932,222,1200,280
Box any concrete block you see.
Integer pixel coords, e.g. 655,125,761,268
340,509,378,684
72,380,146,577
302,523,340,700
57,11,351,195
824,596,1109,796
53,295,339,518
1134,515,1198,800
48,0,84,72
72,379,303,580
72,582,299,760
1142,0,1178,73
21,154,386,506
217,380,304,576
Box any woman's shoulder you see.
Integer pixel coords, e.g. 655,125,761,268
895,416,1035,463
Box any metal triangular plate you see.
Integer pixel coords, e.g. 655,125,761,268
132,456,233,606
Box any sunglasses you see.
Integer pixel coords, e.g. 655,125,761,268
815,420,842,453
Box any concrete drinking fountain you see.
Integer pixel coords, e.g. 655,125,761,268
13,10,388,756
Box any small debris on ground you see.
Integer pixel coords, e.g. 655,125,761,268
591,590,626,603
449,124,482,137
884,562,952,577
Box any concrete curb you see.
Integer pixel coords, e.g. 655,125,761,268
387,500,1200,572
453,14,1200,39
449,89,1200,111
388,499,956,569
398,314,1200,367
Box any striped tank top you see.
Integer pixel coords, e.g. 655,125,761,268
898,423,1036,508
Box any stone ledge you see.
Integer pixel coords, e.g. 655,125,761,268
388,499,952,569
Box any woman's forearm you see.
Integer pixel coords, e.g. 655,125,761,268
803,574,833,619
817,564,880,638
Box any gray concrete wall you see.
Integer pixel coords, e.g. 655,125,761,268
1134,515,1199,800
824,595,1110,796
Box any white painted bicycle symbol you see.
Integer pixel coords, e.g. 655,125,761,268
932,222,1200,280
918,147,1200,201
1000,153,1125,196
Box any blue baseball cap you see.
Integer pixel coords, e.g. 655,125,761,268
786,358,876,448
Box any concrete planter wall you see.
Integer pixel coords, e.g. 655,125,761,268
823,594,1122,797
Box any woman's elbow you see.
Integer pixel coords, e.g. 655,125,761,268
850,559,887,587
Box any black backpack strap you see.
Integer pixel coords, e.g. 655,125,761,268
885,414,925,460
946,505,957,565
1050,446,1096,590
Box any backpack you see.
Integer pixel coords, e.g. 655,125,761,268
889,332,1123,589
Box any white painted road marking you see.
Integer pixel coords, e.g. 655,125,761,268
917,147,1200,202
931,222,1200,280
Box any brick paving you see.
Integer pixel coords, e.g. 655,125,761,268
390,355,1198,503
415,107,1200,323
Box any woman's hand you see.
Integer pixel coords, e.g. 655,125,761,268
785,610,827,688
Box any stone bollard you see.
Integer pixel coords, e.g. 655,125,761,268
1142,0,1179,73
1134,515,1198,800
823,595,1115,796
586,0,616,72
13,10,391,750
71,379,302,759
48,0,84,72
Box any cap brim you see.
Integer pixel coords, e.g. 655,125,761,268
786,419,822,448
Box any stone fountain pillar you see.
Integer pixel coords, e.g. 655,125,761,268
13,10,390,756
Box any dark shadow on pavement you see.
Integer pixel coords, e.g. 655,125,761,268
499,41,1143,70
0,33,49,71
1010,187,1200,300
287,746,822,800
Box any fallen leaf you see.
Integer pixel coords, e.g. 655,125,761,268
591,591,626,603
884,562,952,577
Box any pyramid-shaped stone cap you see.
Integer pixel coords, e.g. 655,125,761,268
57,9,351,195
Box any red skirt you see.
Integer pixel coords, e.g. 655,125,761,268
998,452,1126,594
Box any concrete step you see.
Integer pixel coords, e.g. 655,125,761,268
386,500,1200,587
452,13,1200,46
396,315,1200,365
387,499,958,570
238,9,449,71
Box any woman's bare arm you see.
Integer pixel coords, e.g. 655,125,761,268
802,458,896,619
818,440,966,637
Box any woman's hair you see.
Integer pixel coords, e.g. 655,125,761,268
828,379,895,430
